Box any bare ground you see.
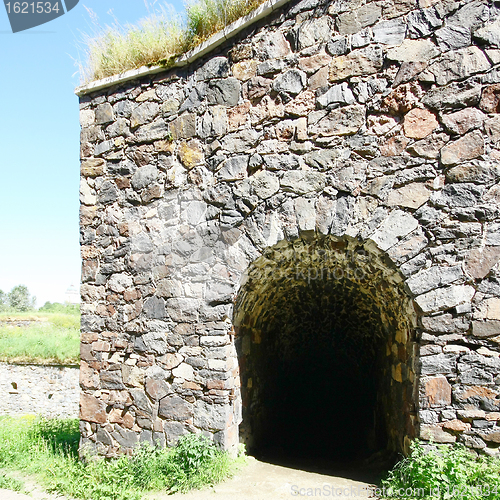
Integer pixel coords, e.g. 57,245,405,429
1,456,381,500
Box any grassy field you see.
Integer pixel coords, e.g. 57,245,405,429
0,312,80,365
0,416,240,500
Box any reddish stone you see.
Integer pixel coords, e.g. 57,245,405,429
380,135,410,156
485,412,500,421
440,130,484,166
114,339,128,349
243,76,272,101
145,378,170,400
80,207,97,226
443,419,470,432
298,52,332,74
383,83,422,115
421,376,452,408
182,381,202,390
284,91,316,116
108,408,135,429
227,101,251,131
207,380,227,390
92,341,110,352
441,108,485,135
80,343,96,362
80,361,99,390
80,393,107,424
81,333,98,343
123,289,141,302
481,431,500,444
308,66,329,90
465,246,500,279
403,108,439,139
81,158,105,178
96,304,109,317
115,177,130,189
458,386,498,402
82,260,99,282
480,84,500,113
118,223,129,236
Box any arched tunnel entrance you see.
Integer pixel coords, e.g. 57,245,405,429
233,235,419,463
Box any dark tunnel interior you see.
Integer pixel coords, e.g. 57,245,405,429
234,238,418,464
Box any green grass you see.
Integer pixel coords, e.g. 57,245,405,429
0,313,80,365
0,472,24,492
0,416,241,500
381,440,500,500
81,0,264,82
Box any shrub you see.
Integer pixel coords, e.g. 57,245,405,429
0,416,240,500
381,440,500,500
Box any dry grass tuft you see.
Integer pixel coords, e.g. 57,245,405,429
80,0,265,83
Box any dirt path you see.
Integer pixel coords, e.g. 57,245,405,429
1,457,380,500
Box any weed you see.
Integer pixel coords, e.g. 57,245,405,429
0,416,240,500
0,473,24,491
381,440,500,500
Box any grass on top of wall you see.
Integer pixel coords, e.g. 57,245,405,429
81,0,264,82
0,416,240,500
0,313,80,365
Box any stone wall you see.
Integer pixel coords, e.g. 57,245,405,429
78,0,500,458
0,362,79,418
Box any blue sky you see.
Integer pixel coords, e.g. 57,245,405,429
0,1,183,306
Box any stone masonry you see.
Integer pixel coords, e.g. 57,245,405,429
0,362,79,418
77,0,500,458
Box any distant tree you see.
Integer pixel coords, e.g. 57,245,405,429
0,290,7,312
39,301,80,315
8,285,36,312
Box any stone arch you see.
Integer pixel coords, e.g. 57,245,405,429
233,234,420,460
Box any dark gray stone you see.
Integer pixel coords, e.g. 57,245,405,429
435,25,471,51
143,297,167,319
273,69,306,95
326,36,350,57
257,59,286,76
420,354,457,375
130,388,153,413
95,103,115,124
196,57,230,81
98,181,119,205
179,83,208,113
407,8,442,39
208,79,241,106
158,395,193,421
100,370,124,390
431,184,484,208
421,80,481,111
112,427,139,448
131,165,158,190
